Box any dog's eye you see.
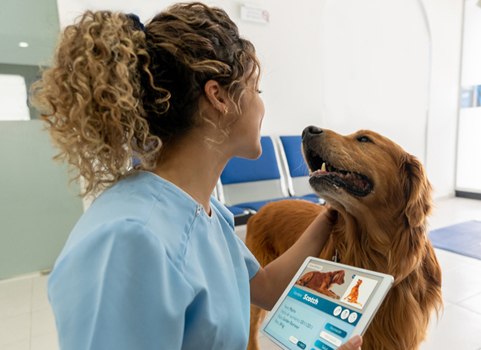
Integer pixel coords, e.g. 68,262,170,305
357,136,373,143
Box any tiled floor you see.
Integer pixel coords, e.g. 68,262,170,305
1,196,481,350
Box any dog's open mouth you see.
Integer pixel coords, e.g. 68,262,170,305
306,150,374,197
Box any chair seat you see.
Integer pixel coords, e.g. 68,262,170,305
226,206,249,215
233,196,324,212
225,206,254,226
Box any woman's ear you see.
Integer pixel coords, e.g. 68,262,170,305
204,80,227,114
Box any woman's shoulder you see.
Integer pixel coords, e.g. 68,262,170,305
210,196,235,230
61,172,201,264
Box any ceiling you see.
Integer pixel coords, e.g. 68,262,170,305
0,0,60,66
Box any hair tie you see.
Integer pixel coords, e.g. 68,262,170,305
126,13,146,33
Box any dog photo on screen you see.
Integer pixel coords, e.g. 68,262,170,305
341,275,378,310
295,269,346,300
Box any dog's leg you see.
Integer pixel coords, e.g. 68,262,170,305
326,290,341,299
318,287,340,300
247,305,267,350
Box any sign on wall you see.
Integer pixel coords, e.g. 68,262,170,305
240,4,270,24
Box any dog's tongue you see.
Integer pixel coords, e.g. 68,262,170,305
311,166,371,192
342,173,371,191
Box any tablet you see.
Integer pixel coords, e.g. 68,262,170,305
260,257,394,350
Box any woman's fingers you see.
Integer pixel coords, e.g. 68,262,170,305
337,335,362,350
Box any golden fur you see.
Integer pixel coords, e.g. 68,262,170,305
246,127,442,350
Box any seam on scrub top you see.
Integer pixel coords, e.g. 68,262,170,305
177,205,199,272
142,181,167,226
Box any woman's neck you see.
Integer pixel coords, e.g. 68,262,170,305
151,134,230,215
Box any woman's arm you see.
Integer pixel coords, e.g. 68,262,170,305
249,206,338,310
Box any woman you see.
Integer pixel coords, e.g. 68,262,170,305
31,2,362,349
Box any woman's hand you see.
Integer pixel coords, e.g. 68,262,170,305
250,204,340,310
337,335,362,350
322,203,339,227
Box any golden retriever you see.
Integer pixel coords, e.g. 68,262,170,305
246,126,442,350
295,270,345,299
344,279,363,307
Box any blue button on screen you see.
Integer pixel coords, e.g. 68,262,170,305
325,323,347,338
314,340,333,350
297,341,306,349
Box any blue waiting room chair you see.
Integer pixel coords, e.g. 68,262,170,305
218,136,323,222
277,135,325,205
218,136,291,213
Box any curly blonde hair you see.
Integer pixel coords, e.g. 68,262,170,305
30,2,260,197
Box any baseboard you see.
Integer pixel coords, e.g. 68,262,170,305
455,190,481,200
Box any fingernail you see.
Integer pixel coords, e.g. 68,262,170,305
349,335,362,347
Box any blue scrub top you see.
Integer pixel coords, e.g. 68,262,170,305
48,171,260,350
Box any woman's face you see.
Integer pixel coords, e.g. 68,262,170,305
227,71,265,160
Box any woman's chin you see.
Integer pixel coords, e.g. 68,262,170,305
245,144,263,160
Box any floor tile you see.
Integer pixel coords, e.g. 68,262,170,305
441,264,481,303
31,307,57,338
32,275,51,313
458,292,481,315
420,304,481,350
1,339,29,350
443,300,453,308
0,278,32,318
430,197,481,230
31,332,60,350
450,252,481,267
0,312,30,348
434,248,468,273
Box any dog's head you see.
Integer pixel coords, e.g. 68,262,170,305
332,270,345,285
302,126,432,228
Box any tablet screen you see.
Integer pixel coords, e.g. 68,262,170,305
262,259,385,350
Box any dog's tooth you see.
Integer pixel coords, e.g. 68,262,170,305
321,162,326,172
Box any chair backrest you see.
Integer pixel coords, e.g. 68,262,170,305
218,136,289,205
278,135,314,197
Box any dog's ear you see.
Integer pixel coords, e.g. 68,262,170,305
400,153,433,228
332,270,345,284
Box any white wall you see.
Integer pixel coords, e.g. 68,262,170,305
234,1,328,137
318,0,431,164
457,108,481,192
423,0,464,199
461,0,481,86
56,0,464,200
456,0,481,193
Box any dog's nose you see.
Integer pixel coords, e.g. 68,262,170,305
302,126,323,139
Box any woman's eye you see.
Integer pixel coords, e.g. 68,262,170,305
357,136,372,143
256,89,263,94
